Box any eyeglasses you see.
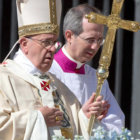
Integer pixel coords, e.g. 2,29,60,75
78,35,104,46
27,38,57,48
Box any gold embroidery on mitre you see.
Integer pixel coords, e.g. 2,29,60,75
49,0,57,24
18,23,59,37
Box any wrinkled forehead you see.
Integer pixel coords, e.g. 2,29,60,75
27,33,58,40
82,18,104,37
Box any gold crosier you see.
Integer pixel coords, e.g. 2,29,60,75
85,0,140,136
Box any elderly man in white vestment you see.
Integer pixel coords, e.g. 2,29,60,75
49,4,125,133
0,1,109,140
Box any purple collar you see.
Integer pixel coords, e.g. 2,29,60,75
54,49,85,74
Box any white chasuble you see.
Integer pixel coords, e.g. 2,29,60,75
0,59,82,140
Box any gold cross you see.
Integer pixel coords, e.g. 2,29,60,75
85,0,140,136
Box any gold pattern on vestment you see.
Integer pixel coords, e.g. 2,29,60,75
18,23,59,37
85,0,140,136
49,0,57,24
53,91,73,140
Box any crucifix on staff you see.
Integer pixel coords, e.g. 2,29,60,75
85,0,140,136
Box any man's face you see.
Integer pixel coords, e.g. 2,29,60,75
20,33,58,72
66,18,104,63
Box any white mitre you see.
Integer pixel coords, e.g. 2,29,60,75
16,0,62,37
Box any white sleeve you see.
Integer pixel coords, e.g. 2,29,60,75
24,110,49,140
101,81,125,133
78,109,100,140
49,60,62,80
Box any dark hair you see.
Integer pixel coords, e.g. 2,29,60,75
63,4,101,38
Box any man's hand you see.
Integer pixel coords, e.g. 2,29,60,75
96,100,110,121
82,92,110,121
39,106,63,127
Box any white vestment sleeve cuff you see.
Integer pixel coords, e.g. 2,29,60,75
78,109,101,140
24,110,49,140
78,109,89,140
101,114,125,134
30,111,48,140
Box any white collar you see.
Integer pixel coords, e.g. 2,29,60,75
62,46,84,69
13,49,42,75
